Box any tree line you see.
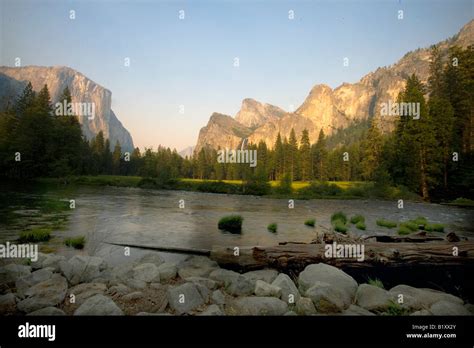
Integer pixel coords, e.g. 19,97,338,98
0,44,472,200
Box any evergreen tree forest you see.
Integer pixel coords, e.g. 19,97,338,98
0,45,472,201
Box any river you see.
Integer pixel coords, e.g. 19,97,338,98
1,185,473,266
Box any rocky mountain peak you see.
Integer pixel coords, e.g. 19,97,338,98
0,65,134,152
235,98,286,128
455,19,474,47
194,112,252,155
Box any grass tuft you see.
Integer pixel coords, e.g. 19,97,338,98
355,221,366,230
376,219,397,228
397,226,411,235
400,221,419,232
411,216,428,228
367,277,384,289
304,219,316,227
267,223,277,233
218,215,243,233
331,211,347,224
350,214,365,224
18,228,51,243
333,220,348,234
64,236,86,249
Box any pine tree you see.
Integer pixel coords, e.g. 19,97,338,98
273,132,284,180
104,139,113,174
299,129,311,181
426,45,458,193
59,86,72,104
112,141,122,175
52,86,83,176
197,148,207,179
288,128,299,180
312,129,327,180
15,82,35,117
393,74,438,200
442,45,473,154
428,45,444,98
361,118,383,180
93,131,105,155
256,140,269,180
34,84,53,116
429,98,454,190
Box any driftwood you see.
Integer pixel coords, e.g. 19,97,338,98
210,241,474,272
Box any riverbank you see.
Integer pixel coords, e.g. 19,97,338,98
33,175,426,201
0,252,472,316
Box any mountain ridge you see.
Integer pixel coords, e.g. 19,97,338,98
195,20,473,152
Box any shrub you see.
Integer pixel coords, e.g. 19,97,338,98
344,185,367,197
267,223,277,233
350,215,365,224
195,181,241,194
376,219,397,228
371,169,393,198
334,220,348,234
18,228,51,243
331,211,347,224
218,215,243,233
385,301,409,316
355,221,366,230
242,180,271,196
397,226,411,235
274,173,293,195
304,219,316,227
298,181,343,197
65,236,86,249
367,277,384,289
425,223,445,232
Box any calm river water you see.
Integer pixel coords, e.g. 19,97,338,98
1,185,473,266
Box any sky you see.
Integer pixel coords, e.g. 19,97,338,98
0,0,472,151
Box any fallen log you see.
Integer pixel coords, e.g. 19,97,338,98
106,239,474,301
106,241,211,256
210,241,474,272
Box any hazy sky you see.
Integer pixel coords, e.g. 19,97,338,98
1,0,472,151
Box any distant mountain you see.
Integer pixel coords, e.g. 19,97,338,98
195,20,473,152
0,66,134,152
178,146,195,158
